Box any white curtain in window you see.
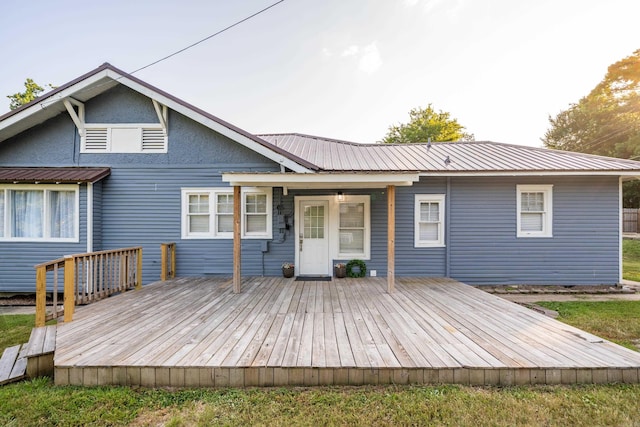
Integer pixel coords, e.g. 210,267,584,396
244,193,267,234
12,190,43,238
419,223,439,241
189,194,210,233
521,212,543,231
50,191,75,238
217,194,233,233
339,203,364,253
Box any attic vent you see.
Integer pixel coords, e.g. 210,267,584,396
84,128,108,151
142,128,166,152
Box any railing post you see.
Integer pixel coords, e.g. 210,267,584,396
35,265,47,327
63,255,76,323
160,243,167,281
171,244,176,279
136,247,142,290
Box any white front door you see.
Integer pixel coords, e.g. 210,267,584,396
297,200,330,275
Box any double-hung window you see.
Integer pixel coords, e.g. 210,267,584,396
338,196,370,258
0,185,79,242
517,185,553,237
415,194,445,247
182,187,272,239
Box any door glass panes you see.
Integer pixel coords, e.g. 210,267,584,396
188,194,210,233
216,194,233,233
304,205,324,239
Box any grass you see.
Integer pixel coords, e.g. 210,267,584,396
0,379,639,427
0,314,35,354
623,238,640,281
536,300,640,351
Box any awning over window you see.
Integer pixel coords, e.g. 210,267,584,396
0,167,111,183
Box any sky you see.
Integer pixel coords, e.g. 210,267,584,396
1,0,638,147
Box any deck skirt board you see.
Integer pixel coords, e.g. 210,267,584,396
53,277,640,386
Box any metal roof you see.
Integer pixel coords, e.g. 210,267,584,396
258,133,640,174
0,167,111,183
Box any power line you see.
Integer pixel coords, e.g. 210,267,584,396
130,0,285,74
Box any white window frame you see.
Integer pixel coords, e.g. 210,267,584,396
181,187,272,239
517,184,553,238
414,194,445,248
0,184,80,242
336,195,370,259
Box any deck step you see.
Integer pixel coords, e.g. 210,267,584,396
25,325,57,379
0,344,28,386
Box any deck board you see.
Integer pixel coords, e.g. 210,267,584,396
54,277,640,386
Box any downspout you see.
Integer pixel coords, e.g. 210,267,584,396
446,177,451,278
619,176,623,284
87,182,93,253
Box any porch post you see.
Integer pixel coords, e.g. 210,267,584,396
387,185,395,293
233,185,242,293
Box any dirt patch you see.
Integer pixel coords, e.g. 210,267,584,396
0,294,39,306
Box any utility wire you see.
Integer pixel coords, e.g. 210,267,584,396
130,0,284,74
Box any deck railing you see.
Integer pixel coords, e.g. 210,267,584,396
160,242,176,281
34,247,142,326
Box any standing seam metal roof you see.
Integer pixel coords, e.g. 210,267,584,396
258,133,640,173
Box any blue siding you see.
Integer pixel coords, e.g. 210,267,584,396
448,176,620,285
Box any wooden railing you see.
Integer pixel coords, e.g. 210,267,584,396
35,247,142,326
160,242,176,281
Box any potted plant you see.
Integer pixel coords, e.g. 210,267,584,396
334,263,346,278
282,262,295,278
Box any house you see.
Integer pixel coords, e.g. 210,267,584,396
1,63,639,294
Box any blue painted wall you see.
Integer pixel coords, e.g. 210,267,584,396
0,83,623,291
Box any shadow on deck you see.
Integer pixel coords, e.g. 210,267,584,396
53,276,640,387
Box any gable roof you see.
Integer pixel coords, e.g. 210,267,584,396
259,133,640,175
0,63,316,173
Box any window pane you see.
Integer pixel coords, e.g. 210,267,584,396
190,215,209,233
419,223,439,241
340,230,364,253
11,190,43,238
304,205,324,239
50,191,75,238
521,212,543,231
189,194,209,214
218,215,233,233
216,194,233,214
0,192,4,238
420,202,439,222
521,192,544,212
339,203,364,227
245,193,266,213
246,215,266,233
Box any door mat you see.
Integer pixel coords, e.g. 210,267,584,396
295,276,332,282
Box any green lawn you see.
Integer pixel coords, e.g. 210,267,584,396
536,300,640,351
0,314,35,354
623,239,640,282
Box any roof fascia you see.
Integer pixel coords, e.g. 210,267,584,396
222,172,420,188
418,171,640,177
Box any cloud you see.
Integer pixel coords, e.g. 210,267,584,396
403,0,419,6
322,47,333,57
341,45,360,57
358,42,382,74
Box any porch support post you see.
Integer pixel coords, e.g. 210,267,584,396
387,185,395,293
233,185,242,293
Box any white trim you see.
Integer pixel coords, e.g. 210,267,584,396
516,184,553,238
222,172,420,188
87,182,93,252
294,195,371,276
81,123,168,153
0,184,80,242
414,194,446,248
181,187,272,240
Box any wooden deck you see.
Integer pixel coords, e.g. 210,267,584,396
54,277,640,387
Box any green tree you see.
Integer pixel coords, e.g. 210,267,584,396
381,103,474,144
7,78,55,110
542,49,640,206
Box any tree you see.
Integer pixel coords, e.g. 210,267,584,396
7,78,56,110
381,103,474,144
542,48,640,206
